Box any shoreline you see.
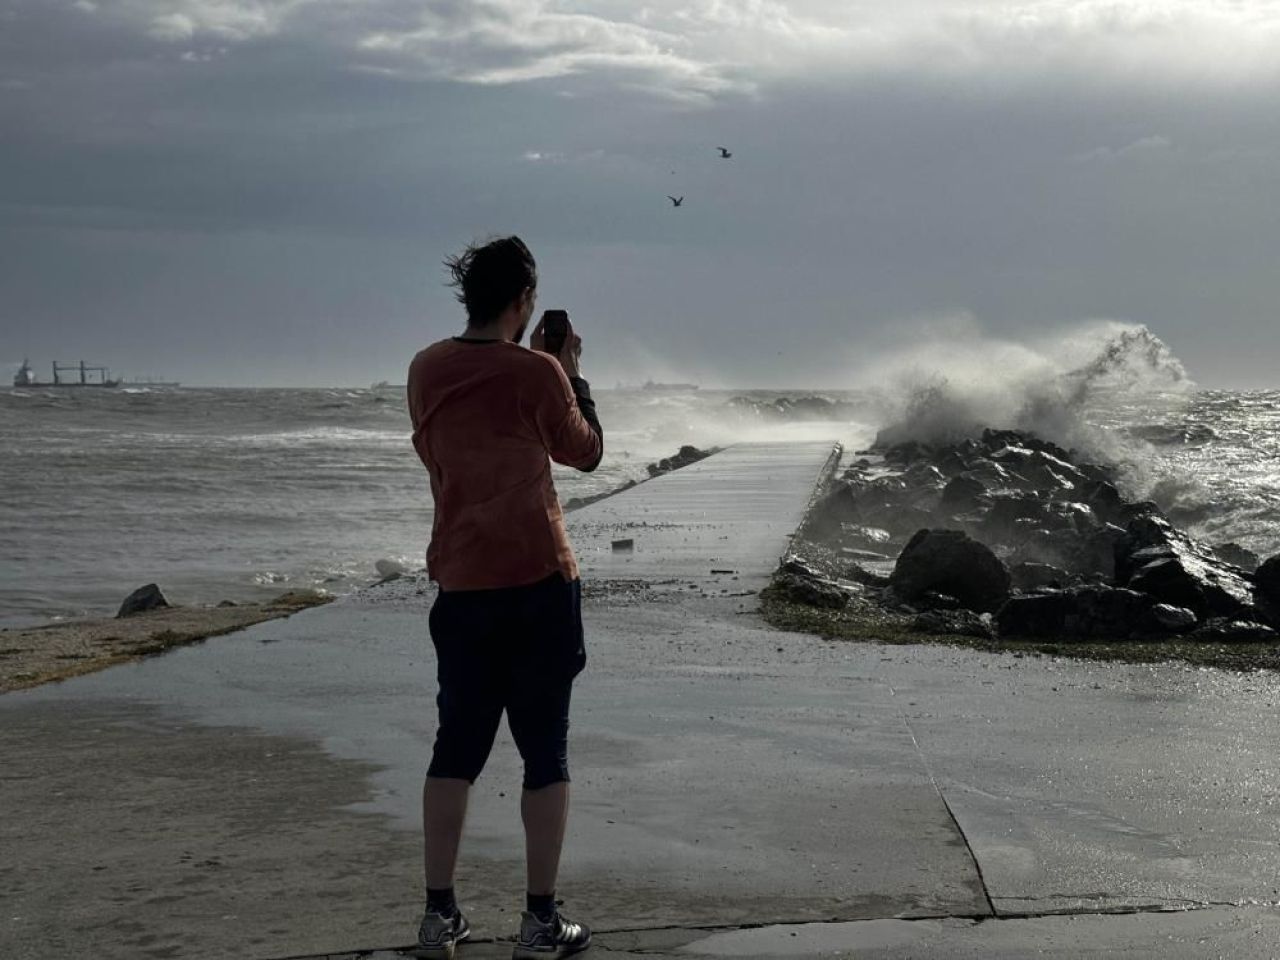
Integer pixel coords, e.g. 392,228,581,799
0,591,331,694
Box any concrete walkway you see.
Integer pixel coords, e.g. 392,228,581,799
4,442,1280,959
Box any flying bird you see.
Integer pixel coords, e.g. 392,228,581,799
667,195,684,207
716,147,732,159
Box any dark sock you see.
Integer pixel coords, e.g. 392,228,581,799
526,892,556,922
426,886,457,917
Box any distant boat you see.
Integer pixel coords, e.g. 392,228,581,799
642,380,699,392
13,359,120,388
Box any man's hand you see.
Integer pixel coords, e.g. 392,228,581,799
531,314,583,379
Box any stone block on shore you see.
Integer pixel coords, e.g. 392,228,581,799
890,528,1011,613
117,583,170,618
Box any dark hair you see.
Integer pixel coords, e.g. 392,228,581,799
444,236,537,325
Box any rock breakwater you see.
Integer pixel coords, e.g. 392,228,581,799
782,427,1279,646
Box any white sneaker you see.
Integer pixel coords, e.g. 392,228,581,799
511,908,592,958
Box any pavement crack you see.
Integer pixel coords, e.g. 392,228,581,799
887,682,998,918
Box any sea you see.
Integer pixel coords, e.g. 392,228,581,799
0,384,856,628
3,331,1277,629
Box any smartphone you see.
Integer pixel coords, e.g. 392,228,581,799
541,309,569,356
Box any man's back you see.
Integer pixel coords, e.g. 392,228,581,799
407,337,601,591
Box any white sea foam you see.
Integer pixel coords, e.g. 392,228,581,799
861,318,1192,472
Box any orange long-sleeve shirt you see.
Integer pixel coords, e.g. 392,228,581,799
407,338,603,591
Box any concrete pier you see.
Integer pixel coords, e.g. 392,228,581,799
4,442,1280,959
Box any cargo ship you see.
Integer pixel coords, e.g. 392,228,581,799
12,359,181,388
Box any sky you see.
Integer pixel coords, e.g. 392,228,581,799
2,0,1279,388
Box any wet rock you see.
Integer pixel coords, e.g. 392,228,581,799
911,609,993,639
1148,603,1198,634
981,429,1075,465
216,599,238,608
1254,555,1280,597
773,572,847,610
904,462,948,488
860,501,936,537
780,556,824,580
807,481,864,535
375,559,408,578
563,479,637,511
839,524,892,548
1050,501,1100,534
843,562,891,588
880,440,927,467
931,448,972,477
1077,479,1127,525
647,445,716,477
981,494,1051,542
961,459,1024,493
939,474,988,515
117,583,170,618
990,447,1087,493
1188,618,1278,643
840,548,893,563
1010,525,1122,579
1115,515,1255,619
1116,500,1166,525
890,529,1011,613
916,590,964,611
1213,542,1260,574
1255,556,1280,625
1010,561,1070,593
996,586,1157,639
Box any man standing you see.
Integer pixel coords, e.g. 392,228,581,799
407,236,602,959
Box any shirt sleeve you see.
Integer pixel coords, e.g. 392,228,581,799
532,357,604,472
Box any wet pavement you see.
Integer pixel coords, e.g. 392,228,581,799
4,442,1280,959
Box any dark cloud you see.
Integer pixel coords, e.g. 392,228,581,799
2,1,1279,387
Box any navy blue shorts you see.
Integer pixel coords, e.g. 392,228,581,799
427,573,586,790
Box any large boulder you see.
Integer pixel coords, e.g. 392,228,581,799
1255,555,1280,607
1256,555,1280,626
995,586,1160,639
117,583,170,618
890,529,1011,613
1115,515,1255,620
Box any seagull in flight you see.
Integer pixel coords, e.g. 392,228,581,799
667,195,684,207
716,147,732,159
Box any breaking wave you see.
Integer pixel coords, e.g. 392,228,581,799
871,322,1192,472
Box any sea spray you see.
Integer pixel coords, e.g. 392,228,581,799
868,322,1194,491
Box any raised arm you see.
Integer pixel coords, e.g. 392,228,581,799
532,357,603,472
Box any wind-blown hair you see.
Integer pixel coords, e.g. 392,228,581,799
444,236,537,326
